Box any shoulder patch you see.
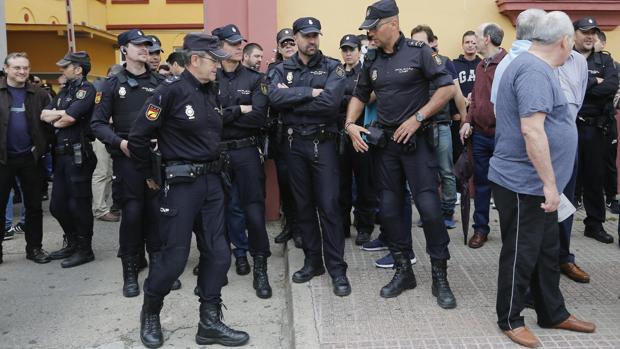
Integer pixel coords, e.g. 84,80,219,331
408,40,425,48
76,89,87,100
431,52,443,65
95,91,102,104
336,65,345,77
145,104,162,121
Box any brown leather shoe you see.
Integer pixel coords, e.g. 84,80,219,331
552,315,596,333
468,231,488,249
98,212,120,222
560,263,590,283
504,326,540,348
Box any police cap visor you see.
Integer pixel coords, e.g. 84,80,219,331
359,0,399,30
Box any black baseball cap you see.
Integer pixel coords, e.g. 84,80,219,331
56,51,91,67
118,28,153,46
293,17,322,35
212,24,246,44
340,34,361,49
573,17,600,32
359,0,399,30
148,35,163,53
276,28,294,44
183,33,230,60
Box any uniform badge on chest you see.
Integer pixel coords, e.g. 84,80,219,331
185,105,195,119
371,69,378,81
119,86,127,98
286,71,293,84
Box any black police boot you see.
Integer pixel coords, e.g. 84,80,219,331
196,302,249,346
61,236,95,268
122,255,140,297
235,255,251,275
49,234,77,260
171,279,182,291
355,230,372,246
380,252,417,298
140,295,164,348
253,255,272,299
332,275,352,297
584,226,614,244
292,258,325,283
274,221,293,244
431,259,457,309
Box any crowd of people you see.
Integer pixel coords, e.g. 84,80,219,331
1,0,619,347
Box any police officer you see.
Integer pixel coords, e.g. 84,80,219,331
573,17,619,244
91,29,180,297
211,24,272,298
338,34,377,246
346,0,457,308
147,35,163,72
269,17,351,296
41,52,97,268
129,32,249,348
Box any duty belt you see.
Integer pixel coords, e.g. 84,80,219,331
219,136,259,152
164,159,225,176
55,144,73,156
286,126,338,141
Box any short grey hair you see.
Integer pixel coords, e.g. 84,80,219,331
532,11,574,45
516,8,546,40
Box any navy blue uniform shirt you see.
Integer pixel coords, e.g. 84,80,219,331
48,77,96,144
217,64,268,140
340,62,362,124
128,69,223,177
580,49,619,117
354,33,454,126
268,51,346,132
91,67,163,149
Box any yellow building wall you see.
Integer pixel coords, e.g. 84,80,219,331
277,0,620,60
5,0,107,28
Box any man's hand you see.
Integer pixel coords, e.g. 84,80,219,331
120,140,131,158
240,105,252,114
146,179,160,191
459,122,472,144
466,92,472,106
346,124,370,153
312,89,323,97
393,117,420,144
541,185,560,212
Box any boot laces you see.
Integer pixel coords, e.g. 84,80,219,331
145,313,161,333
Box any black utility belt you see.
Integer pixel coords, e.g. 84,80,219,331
287,126,338,141
55,141,89,166
219,136,260,152
163,159,225,184
365,122,438,151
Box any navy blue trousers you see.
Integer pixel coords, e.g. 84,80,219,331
144,173,230,304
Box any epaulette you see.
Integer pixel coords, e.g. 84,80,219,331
164,75,181,84
325,55,341,64
407,40,425,48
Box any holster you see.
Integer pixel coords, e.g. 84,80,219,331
426,122,439,149
150,148,163,186
364,125,387,148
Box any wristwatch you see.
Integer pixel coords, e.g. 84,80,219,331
415,111,425,122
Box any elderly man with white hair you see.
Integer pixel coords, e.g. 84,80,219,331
490,10,596,348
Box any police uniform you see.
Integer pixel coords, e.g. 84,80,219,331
355,0,456,308
269,17,351,296
574,17,619,243
212,24,272,298
337,34,377,245
90,29,166,297
129,33,249,348
46,52,97,268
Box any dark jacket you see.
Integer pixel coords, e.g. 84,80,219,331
580,49,618,118
0,77,52,165
464,48,507,136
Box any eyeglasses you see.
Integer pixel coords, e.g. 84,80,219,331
198,55,218,64
280,41,296,49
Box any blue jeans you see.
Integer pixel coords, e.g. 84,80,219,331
472,132,495,235
226,181,248,258
437,123,457,218
5,179,25,231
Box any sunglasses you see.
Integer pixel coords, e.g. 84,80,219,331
280,40,296,49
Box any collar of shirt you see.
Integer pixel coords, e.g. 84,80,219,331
290,51,324,69
378,33,406,58
221,63,243,79
346,62,361,76
181,69,211,91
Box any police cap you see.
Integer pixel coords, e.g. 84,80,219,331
573,17,600,32
277,28,295,44
183,33,230,60
293,17,322,35
118,29,153,46
148,35,164,53
56,51,91,67
212,24,246,44
359,0,399,30
340,34,361,49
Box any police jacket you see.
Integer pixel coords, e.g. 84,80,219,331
354,33,454,127
579,49,619,118
0,78,52,165
48,77,96,144
268,51,346,132
128,70,222,178
91,65,163,150
340,62,362,126
217,64,268,140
